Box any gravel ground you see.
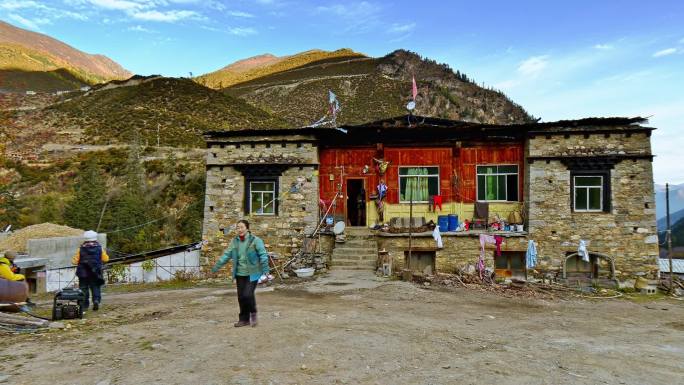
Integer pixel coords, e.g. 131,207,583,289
1,272,683,385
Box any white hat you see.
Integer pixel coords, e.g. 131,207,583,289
83,230,98,242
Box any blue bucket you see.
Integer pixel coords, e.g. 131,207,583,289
448,214,459,231
438,215,449,232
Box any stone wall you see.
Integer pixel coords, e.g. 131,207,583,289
528,131,651,157
526,132,658,279
376,232,528,273
202,136,319,268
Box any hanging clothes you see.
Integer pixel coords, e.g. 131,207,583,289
494,235,503,257
432,225,443,248
479,234,497,260
432,195,443,211
526,240,537,269
578,240,589,262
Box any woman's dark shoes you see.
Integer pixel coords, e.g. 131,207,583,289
92,302,99,311
250,312,258,327
234,320,250,327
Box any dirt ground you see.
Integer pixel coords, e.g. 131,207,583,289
1,272,683,385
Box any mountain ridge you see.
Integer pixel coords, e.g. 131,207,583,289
221,49,535,127
0,20,131,91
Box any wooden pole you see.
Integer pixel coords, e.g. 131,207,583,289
666,183,673,294
408,189,413,270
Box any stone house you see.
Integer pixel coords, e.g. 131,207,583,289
202,115,659,283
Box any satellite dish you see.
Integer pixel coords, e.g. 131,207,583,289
406,101,416,111
333,221,346,235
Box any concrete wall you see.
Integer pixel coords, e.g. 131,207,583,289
28,234,107,269
45,249,200,291
108,249,201,284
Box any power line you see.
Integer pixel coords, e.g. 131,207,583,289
99,204,190,234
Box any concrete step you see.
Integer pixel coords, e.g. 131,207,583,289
342,239,377,248
331,254,377,261
331,247,377,256
344,227,373,236
332,260,376,267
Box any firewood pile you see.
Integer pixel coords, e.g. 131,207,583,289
658,276,684,295
0,223,83,253
0,311,63,333
409,268,582,300
284,253,327,273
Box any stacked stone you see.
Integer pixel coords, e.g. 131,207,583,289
526,128,658,279
202,135,319,270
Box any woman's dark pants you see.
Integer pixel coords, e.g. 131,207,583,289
79,278,102,307
236,275,258,322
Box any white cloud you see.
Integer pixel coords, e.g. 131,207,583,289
653,48,677,57
228,27,257,36
518,55,549,77
593,44,613,50
388,22,415,34
227,10,254,18
88,0,145,11
0,1,48,10
316,2,381,18
131,9,201,22
315,2,382,34
7,13,49,30
127,24,152,32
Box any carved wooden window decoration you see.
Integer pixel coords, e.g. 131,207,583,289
561,158,613,213
573,175,604,212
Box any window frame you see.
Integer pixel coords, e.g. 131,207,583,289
398,166,440,203
570,170,611,213
245,177,278,216
573,175,603,212
476,164,519,202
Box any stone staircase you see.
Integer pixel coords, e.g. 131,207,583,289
330,227,378,271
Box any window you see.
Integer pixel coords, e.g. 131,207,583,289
476,165,519,201
399,167,439,202
573,176,603,212
248,180,277,215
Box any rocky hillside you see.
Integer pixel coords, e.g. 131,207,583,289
0,20,131,91
37,77,289,147
222,49,535,126
196,48,367,89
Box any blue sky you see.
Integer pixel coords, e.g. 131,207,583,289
1,0,683,184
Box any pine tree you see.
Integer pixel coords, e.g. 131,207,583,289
107,138,160,253
63,160,107,231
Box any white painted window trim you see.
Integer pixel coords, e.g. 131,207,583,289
573,175,603,212
398,165,440,203
250,180,276,216
476,164,519,202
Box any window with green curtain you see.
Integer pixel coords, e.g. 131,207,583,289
399,167,439,202
476,165,519,201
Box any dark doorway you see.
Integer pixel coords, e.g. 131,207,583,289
346,179,366,226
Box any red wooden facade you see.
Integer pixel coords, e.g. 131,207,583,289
319,143,525,217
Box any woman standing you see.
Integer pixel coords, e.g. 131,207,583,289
211,220,270,327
